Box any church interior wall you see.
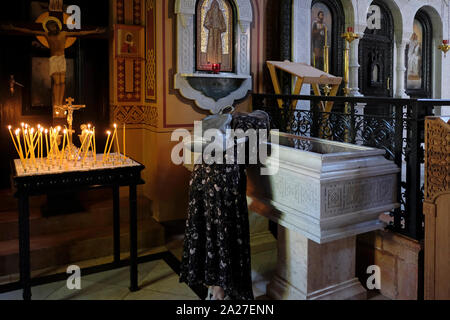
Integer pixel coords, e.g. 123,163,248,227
110,0,450,222
110,0,268,222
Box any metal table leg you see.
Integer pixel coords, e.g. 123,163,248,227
129,184,139,292
113,185,120,264
18,193,31,300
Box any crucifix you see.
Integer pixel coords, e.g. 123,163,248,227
62,97,85,146
1,0,105,119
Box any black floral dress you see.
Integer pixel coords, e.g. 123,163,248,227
179,111,270,300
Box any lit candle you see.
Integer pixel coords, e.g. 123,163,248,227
15,129,26,167
60,129,67,166
76,130,90,163
22,125,28,160
114,124,121,159
106,125,117,162
40,127,44,161
82,131,93,165
49,128,57,160
29,128,36,165
23,129,28,160
37,125,41,161
8,126,21,160
93,127,97,163
103,131,111,162
45,129,49,164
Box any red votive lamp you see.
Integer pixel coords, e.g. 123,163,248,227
347,27,354,33
212,63,221,74
443,40,449,45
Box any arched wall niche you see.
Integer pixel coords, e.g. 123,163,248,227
412,5,443,104
174,0,253,114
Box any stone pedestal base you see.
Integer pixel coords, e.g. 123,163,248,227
267,226,367,300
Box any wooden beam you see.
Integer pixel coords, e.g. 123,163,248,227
290,77,304,109
267,62,283,109
324,84,340,112
312,84,325,111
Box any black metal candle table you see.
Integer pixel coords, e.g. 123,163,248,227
9,156,146,300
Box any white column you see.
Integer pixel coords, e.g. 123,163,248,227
349,35,362,97
395,40,409,98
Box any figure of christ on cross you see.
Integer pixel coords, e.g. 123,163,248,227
4,18,106,114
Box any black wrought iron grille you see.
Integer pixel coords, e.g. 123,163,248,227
252,93,450,241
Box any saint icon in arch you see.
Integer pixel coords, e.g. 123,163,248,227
196,0,233,72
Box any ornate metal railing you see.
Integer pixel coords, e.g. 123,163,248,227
252,93,450,241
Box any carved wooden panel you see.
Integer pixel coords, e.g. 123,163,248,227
145,0,156,101
424,117,450,300
425,118,450,201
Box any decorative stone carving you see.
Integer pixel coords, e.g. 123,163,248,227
174,0,252,113
248,132,400,243
248,131,400,300
112,105,158,127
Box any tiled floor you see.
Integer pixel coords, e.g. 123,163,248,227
0,260,200,300
0,247,277,301
0,247,390,300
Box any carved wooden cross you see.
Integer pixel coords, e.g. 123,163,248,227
62,97,86,144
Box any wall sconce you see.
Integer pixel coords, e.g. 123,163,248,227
438,40,450,57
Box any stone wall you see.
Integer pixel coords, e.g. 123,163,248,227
356,230,423,300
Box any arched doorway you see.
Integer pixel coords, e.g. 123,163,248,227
406,9,433,98
359,0,394,115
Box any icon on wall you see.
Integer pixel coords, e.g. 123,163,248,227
196,0,233,72
311,2,332,71
115,24,144,59
407,19,423,90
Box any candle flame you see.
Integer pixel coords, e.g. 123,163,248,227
40,127,44,132
114,123,117,128
63,129,67,134
15,129,20,135
107,131,111,135
8,125,11,130
45,129,48,134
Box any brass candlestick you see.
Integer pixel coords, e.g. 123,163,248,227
438,40,450,57
341,28,359,143
322,27,331,96
341,29,359,97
